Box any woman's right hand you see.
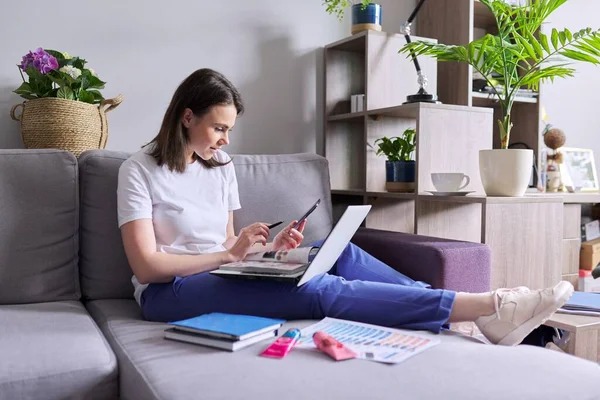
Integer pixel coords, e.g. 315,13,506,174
227,222,269,262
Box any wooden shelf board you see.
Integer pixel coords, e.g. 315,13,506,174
327,112,365,122
471,91,538,106
418,193,486,203
331,189,366,196
325,31,367,53
418,192,564,204
365,102,492,120
366,191,416,200
525,191,600,204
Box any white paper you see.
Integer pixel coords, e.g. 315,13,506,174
295,317,440,364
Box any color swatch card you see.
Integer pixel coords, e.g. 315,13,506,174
296,318,440,364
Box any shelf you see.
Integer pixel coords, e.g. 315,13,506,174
327,112,365,122
366,191,416,200
471,91,538,105
325,31,367,53
524,190,600,204
331,189,367,196
473,0,497,30
364,102,493,120
417,193,563,204
331,189,417,200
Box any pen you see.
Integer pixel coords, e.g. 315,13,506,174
267,221,283,229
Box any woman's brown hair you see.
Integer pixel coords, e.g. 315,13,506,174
144,68,244,172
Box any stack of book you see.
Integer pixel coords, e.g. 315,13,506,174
164,312,285,351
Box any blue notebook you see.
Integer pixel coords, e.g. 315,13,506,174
562,291,600,312
168,313,286,341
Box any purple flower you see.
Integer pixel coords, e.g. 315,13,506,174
20,48,58,75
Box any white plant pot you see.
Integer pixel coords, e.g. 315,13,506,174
479,149,533,197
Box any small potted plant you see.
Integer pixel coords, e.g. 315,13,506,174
374,128,416,192
10,47,123,157
323,0,382,35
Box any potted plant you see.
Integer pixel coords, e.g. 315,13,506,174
399,0,600,196
323,0,382,35
374,128,416,192
10,47,123,157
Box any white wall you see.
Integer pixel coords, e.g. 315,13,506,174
541,0,600,180
0,0,423,156
1,1,350,155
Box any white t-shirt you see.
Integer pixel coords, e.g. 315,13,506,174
116,147,241,305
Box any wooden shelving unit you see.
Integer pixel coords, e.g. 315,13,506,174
323,29,494,235
322,29,574,291
416,0,544,184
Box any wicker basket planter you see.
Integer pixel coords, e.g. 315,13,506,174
10,95,123,157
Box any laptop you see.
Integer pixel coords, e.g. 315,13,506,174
210,205,371,286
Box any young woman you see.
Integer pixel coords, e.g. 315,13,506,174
117,68,573,346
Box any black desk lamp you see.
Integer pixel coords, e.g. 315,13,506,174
401,0,440,104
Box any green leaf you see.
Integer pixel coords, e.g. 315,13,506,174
528,31,544,58
57,86,75,100
560,49,600,64
13,82,33,96
539,33,551,54
45,50,65,60
87,75,105,89
86,89,104,102
559,31,567,46
70,57,87,69
78,89,95,104
47,72,67,88
551,28,559,49
583,36,600,51
573,43,600,57
514,32,537,60
565,28,573,42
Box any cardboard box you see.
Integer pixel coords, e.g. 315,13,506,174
580,238,600,270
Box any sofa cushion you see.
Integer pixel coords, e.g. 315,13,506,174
79,150,135,301
231,153,333,244
0,301,118,399
87,299,600,400
0,149,80,304
78,150,333,301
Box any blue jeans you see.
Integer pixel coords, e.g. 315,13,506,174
141,241,456,333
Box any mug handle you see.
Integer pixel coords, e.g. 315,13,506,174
459,175,470,190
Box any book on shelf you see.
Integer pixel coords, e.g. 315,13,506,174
217,246,319,274
557,291,600,316
164,313,286,351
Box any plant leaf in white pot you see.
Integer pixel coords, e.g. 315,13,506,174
399,0,600,196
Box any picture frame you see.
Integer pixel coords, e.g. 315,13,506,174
559,147,599,192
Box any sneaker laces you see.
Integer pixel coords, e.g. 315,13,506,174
491,286,530,320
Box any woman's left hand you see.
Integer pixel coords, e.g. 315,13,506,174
273,220,306,251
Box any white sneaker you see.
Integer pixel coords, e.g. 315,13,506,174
475,281,574,346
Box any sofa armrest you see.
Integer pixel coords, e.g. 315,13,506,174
350,227,491,293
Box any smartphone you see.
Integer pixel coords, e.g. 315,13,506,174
292,198,321,230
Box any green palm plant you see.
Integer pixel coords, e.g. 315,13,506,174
399,0,600,149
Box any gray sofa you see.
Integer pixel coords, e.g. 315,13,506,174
1,148,599,400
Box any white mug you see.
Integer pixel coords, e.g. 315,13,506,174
431,173,470,192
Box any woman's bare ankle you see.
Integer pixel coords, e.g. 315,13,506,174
448,292,495,323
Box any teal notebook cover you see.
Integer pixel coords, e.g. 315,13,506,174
168,313,286,340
